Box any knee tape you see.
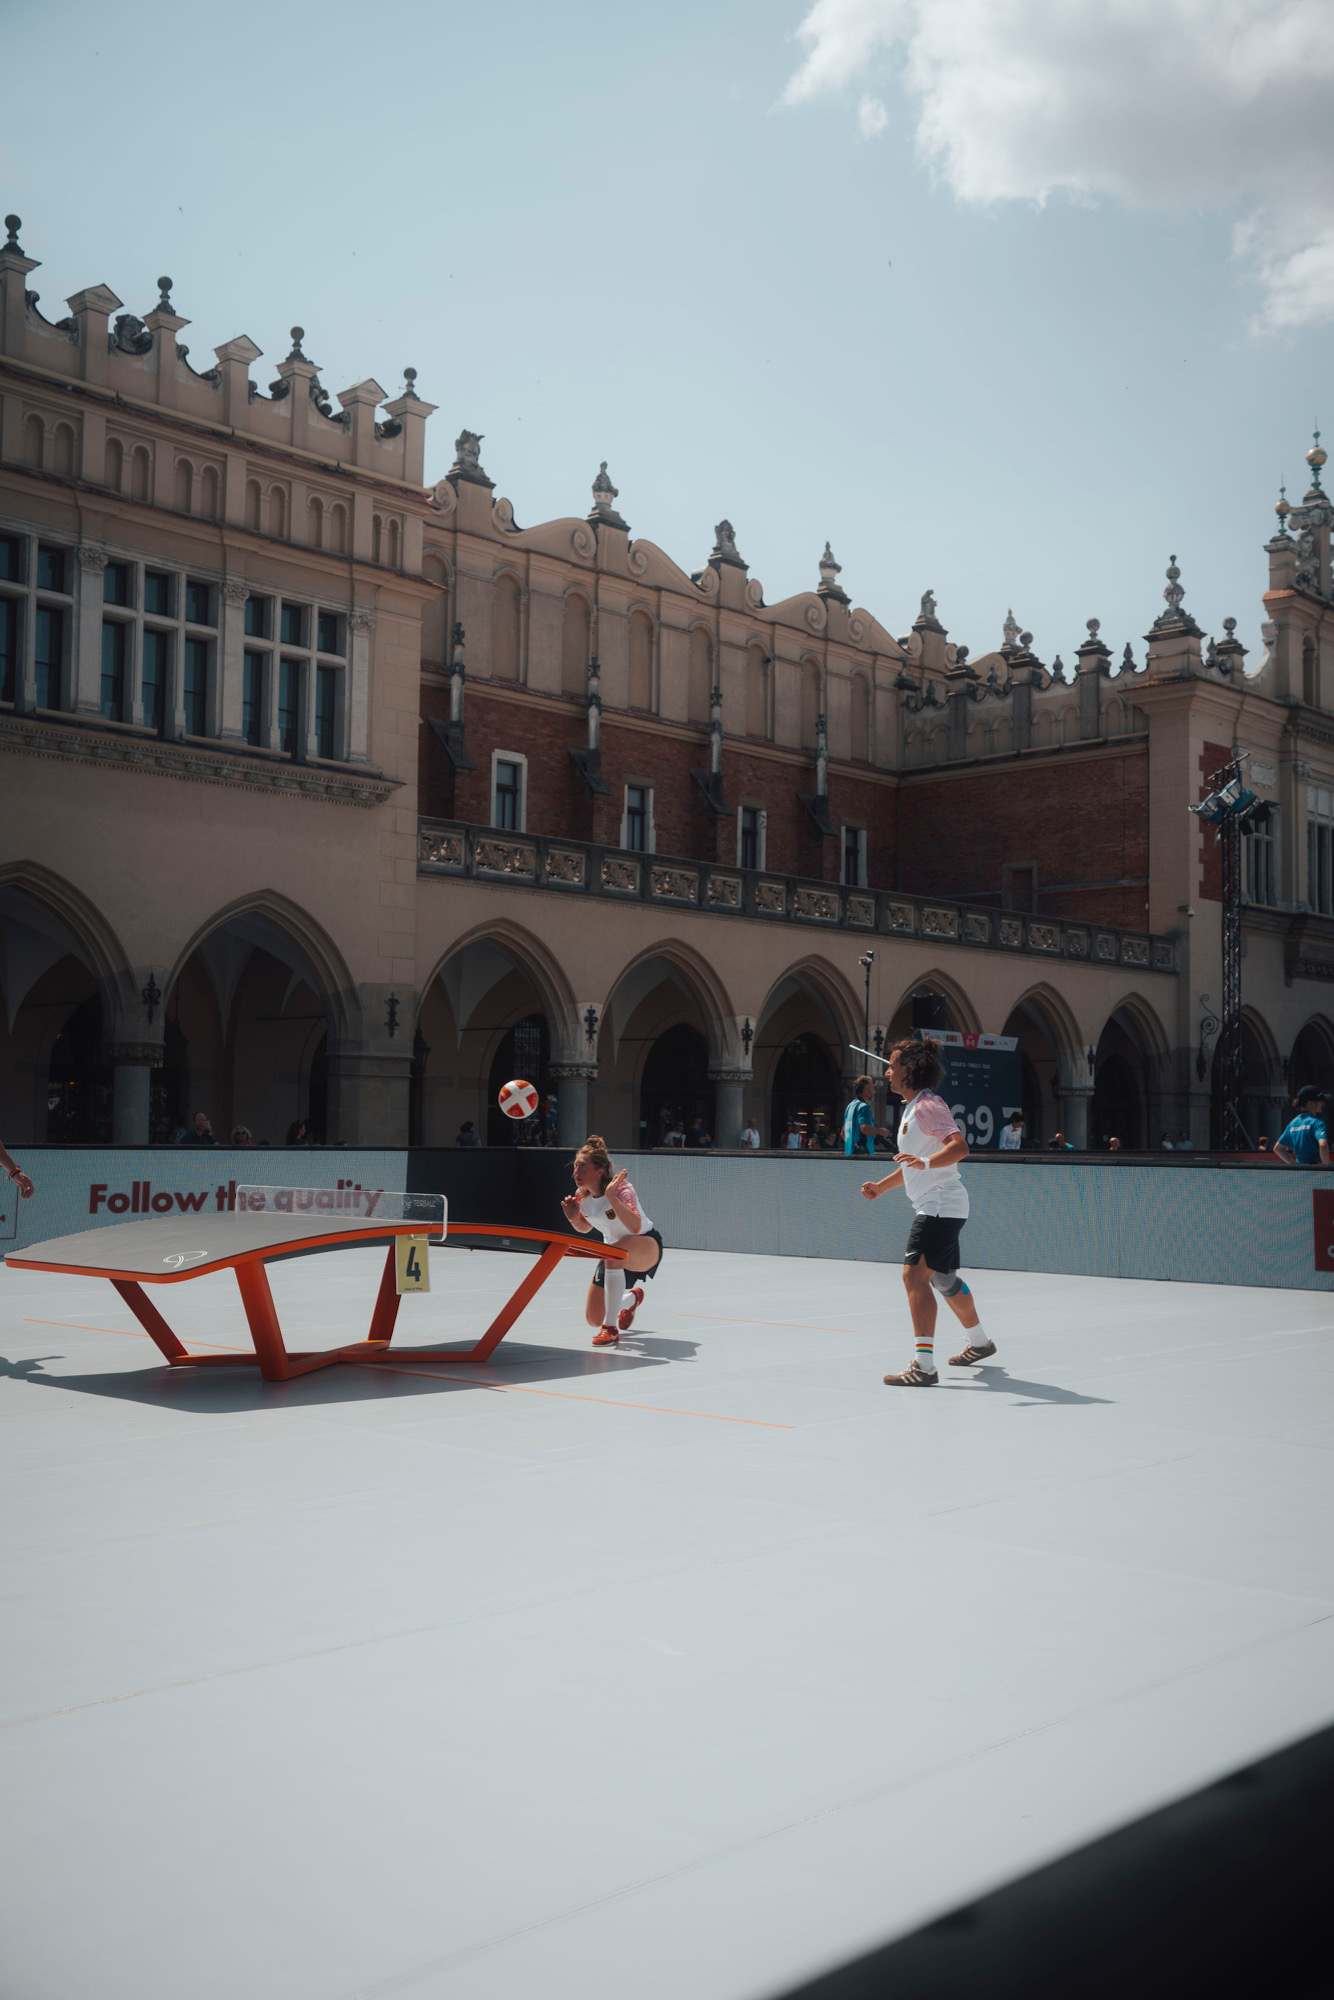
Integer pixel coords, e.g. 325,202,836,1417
930,1271,966,1299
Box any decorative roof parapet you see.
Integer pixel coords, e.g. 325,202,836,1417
709,519,747,569
447,429,494,489
914,588,946,635
1148,554,1204,639
816,542,849,604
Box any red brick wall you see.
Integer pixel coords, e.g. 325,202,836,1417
1197,739,1230,903
895,747,1150,930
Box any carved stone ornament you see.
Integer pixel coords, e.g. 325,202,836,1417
450,430,493,485
707,875,742,909
602,857,640,893
999,917,1023,947
221,579,248,606
102,1041,164,1067
846,894,875,927
76,544,107,572
754,881,786,914
1027,923,1060,953
885,902,914,934
922,906,959,938
650,866,699,904
964,912,990,944
111,313,153,355
475,838,536,878
1121,937,1150,966
793,888,839,922
348,609,375,634
710,519,746,567
1066,928,1088,956
544,848,586,886
419,829,465,869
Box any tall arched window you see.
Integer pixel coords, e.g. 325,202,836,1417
330,504,347,555
492,573,521,680
105,438,124,492
422,556,449,664
688,626,712,723
200,466,220,520
628,610,653,709
53,425,75,475
745,644,769,738
246,480,262,532
850,673,871,761
269,486,287,540
800,661,821,749
131,446,151,501
387,519,401,569
371,514,383,564
307,497,324,548
175,459,193,513
1303,635,1318,707
23,414,43,466
561,593,590,696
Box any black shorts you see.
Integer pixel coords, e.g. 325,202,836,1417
592,1228,664,1287
903,1214,965,1272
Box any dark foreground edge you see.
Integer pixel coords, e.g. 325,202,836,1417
779,1723,1334,2000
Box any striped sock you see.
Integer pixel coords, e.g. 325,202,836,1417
915,1338,935,1374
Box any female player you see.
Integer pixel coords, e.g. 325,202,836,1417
861,1036,994,1385
560,1136,664,1345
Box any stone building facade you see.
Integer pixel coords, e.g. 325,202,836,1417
3,215,1333,1154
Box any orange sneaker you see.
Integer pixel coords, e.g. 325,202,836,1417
618,1285,645,1332
592,1325,620,1346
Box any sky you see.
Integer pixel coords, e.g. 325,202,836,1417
3,0,1331,668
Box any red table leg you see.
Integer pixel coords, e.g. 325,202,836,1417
112,1280,188,1362
234,1261,294,1381
395,1240,568,1365
367,1243,401,1347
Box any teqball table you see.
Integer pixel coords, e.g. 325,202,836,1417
5,1182,626,1382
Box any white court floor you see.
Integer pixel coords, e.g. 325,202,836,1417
2,1246,1333,2000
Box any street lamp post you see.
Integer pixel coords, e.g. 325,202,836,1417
858,951,874,1062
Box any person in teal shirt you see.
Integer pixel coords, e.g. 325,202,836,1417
1275,1086,1330,1165
843,1075,891,1156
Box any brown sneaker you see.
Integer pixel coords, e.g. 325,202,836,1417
883,1361,939,1386
948,1340,997,1366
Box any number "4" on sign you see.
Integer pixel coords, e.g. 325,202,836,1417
395,1236,430,1293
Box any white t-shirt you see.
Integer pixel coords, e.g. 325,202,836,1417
578,1180,653,1245
999,1122,1023,1150
897,1090,969,1218
742,1125,761,1149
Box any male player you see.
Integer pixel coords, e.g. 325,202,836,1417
861,1036,993,1385
843,1075,891,1157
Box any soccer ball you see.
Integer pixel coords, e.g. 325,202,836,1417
498,1077,539,1121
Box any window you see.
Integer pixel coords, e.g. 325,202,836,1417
279,658,301,754
0,598,16,703
316,666,337,760
144,570,171,617
317,610,341,655
739,806,764,872
625,784,651,853
141,628,167,732
493,755,524,831
242,651,264,746
244,594,268,638
185,580,213,627
280,602,304,646
0,534,22,582
100,621,127,721
1308,789,1334,913
103,562,130,607
842,824,867,887
37,545,66,593
35,606,63,707
183,637,208,736
1245,807,1278,906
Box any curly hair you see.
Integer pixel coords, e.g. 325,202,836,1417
889,1036,944,1093
574,1135,613,1189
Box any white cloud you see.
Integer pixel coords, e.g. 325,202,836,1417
782,0,1334,330
857,93,888,138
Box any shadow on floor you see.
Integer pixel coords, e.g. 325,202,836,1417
950,1364,1113,1408
0,1332,700,1415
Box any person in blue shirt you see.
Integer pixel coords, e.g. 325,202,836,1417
1275,1086,1330,1165
843,1075,891,1156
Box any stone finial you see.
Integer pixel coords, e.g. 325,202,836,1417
401,366,419,400
819,542,841,586
1020,631,1033,650
286,325,306,359
921,589,937,621
4,215,21,251
587,461,628,531
1306,427,1326,494
1223,615,1237,636
157,275,173,310
1164,555,1183,615
593,461,618,503
1275,480,1292,532
1002,608,1020,649
454,429,483,469
711,519,746,567
1087,618,1100,639
1122,642,1136,670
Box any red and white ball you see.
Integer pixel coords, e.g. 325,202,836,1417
498,1077,539,1121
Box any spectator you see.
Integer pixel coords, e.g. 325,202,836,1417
842,1075,891,1157
1175,1130,1194,1152
456,1120,480,1148
1049,1131,1073,1151
179,1111,216,1148
286,1120,310,1147
230,1126,254,1147
664,1120,685,1148
999,1113,1025,1151
1108,1135,1122,1152
741,1117,761,1150
821,1120,842,1150
1257,1134,1271,1152
685,1116,713,1149
783,1123,802,1150
1159,1132,1174,1150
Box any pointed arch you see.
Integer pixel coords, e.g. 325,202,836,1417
887,968,982,1037
0,860,135,1025
602,937,738,1064
421,917,579,1054
167,891,360,1040
756,955,862,1054
1002,980,1089,1086
1097,990,1171,1064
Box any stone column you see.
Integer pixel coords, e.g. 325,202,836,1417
107,1041,162,1145
72,544,107,716
326,1047,414,1146
1056,1085,1094,1150
551,1064,597,1149
218,579,248,740
709,1068,750,1148
347,610,374,764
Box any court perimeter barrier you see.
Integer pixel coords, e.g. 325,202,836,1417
7,1148,1334,1291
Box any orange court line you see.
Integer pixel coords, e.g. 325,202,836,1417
20,1318,793,1428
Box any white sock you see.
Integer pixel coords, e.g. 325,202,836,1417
962,1321,987,1348
603,1269,625,1327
